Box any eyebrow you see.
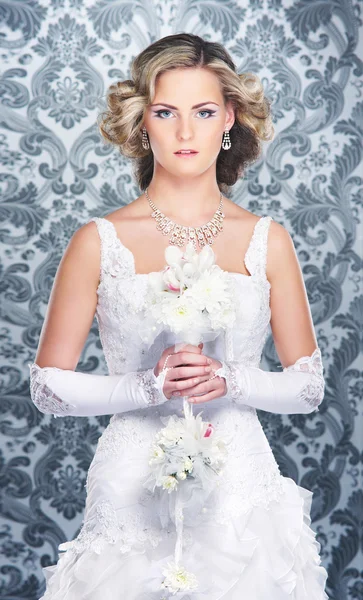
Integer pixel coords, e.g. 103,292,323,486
150,101,219,109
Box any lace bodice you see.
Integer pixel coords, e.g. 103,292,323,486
91,214,273,379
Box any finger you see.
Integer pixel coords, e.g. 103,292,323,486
188,388,222,404
176,374,212,388
164,354,211,373
168,343,203,355
171,375,210,392
171,364,214,380
176,351,211,366
172,376,218,395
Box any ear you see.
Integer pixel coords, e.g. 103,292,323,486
224,100,235,130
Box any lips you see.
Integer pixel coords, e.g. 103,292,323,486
174,150,198,154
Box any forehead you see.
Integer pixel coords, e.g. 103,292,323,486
154,68,222,100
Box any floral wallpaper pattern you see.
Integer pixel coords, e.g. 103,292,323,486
0,1,362,599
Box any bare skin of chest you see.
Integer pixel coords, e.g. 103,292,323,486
105,197,259,277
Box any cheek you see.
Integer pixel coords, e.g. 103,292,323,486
203,125,224,145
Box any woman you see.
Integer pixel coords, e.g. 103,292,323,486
29,33,328,599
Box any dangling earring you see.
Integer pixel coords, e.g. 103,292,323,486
142,127,150,150
221,129,231,150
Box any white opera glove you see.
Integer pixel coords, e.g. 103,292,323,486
214,348,325,415
28,363,170,418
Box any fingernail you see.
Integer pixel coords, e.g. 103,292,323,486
207,359,212,364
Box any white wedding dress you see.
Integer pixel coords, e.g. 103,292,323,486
39,215,328,599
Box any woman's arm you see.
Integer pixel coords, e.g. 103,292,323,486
28,222,169,416
214,221,325,414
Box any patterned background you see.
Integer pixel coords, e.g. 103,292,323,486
0,1,362,598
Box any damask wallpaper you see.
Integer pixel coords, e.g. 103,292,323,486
0,1,362,599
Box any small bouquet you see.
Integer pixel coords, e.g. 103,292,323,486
138,241,237,349
139,241,236,595
144,405,228,496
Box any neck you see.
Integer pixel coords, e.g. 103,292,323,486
145,173,223,224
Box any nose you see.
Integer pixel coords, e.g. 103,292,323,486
176,116,194,141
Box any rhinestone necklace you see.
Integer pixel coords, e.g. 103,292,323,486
145,187,225,250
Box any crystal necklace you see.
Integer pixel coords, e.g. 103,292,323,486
145,187,225,250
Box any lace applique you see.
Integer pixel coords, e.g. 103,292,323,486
28,363,76,418
91,217,135,283
59,499,164,555
213,455,284,524
136,367,169,406
283,347,325,411
214,360,248,403
96,413,159,457
244,215,273,281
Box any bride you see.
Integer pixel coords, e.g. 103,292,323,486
29,32,328,599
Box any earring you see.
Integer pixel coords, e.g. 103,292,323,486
142,127,150,150
221,129,231,150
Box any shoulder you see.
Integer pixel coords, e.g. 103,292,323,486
76,195,143,239
228,206,294,281
223,200,263,230
70,197,144,253
71,218,103,251
226,200,281,238
265,219,299,283
103,195,145,223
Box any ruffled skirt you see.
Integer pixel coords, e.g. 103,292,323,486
39,474,328,599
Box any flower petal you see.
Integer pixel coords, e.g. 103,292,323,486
165,246,182,265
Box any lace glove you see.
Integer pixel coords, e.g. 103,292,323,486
214,348,324,414
28,363,170,418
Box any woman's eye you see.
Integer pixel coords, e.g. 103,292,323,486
156,110,172,118
154,110,215,119
198,110,215,118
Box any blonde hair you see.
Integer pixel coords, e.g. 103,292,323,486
98,33,274,195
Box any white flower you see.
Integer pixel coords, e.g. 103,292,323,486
159,294,202,333
162,475,178,493
148,271,165,292
176,471,187,480
165,245,183,266
163,266,185,293
162,243,218,293
156,417,185,447
193,243,215,272
148,444,165,464
161,561,199,593
188,269,232,312
183,457,193,472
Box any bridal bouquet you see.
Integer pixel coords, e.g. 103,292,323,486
139,241,237,596
144,411,227,495
138,241,237,349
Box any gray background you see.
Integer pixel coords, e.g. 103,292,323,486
0,1,362,598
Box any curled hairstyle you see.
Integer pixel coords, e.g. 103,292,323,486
98,33,274,195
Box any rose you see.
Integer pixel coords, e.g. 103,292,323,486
204,423,214,438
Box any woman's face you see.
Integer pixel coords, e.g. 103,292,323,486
143,67,235,177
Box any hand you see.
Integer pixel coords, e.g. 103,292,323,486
154,344,226,403
176,354,226,404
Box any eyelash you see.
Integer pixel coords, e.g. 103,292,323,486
153,109,216,119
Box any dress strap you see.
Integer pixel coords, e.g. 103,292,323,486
244,216,273,281
91,216,118,246
90,216,133,281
